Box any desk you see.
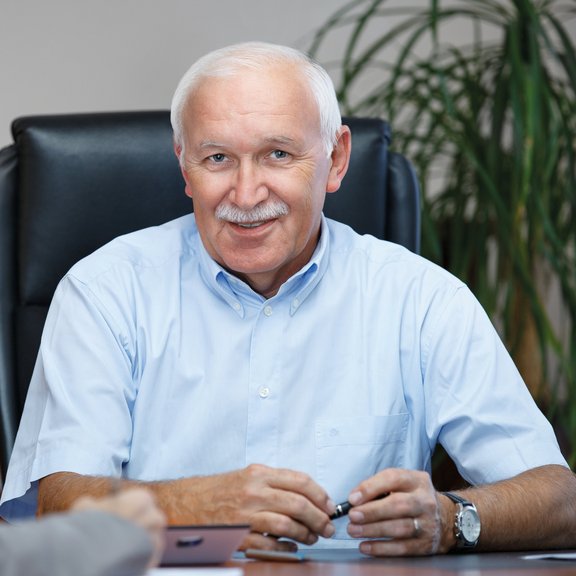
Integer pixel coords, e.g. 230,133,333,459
232,549,576,576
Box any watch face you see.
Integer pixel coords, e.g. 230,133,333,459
461,508,481,542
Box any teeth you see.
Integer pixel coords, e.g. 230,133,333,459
238,222,263,228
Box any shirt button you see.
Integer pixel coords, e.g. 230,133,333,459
263,305,273,317
258,386,270,399
233,302,241,312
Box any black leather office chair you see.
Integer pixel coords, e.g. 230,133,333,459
0,111,420,479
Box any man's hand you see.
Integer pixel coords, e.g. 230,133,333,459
345,468,452,556
166,464,336,550
71,488,167,568
40,464,336,553
344,465,576,556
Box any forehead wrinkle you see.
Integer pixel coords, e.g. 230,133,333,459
197,135,298,150
264,135,298,146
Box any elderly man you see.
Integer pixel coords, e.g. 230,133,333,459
1,42,574,556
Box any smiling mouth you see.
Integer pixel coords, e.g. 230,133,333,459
237,221,266,228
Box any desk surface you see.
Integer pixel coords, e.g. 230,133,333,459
232,549,576,576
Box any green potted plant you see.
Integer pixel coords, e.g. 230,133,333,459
309,0,576,465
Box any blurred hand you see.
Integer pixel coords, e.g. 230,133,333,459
345,468,448,556
72,487,166,567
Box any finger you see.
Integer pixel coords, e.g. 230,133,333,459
143,505,167,531
265,467,334,515
250,510,321,545
146,519,167,569
348,516,420,540
223,465,334,540
268,490,334,538
239,532,299,552
117,487,156,507
246,471,334,539
349,469,425,506
358,536,433,557
349,490,415,523
70,495,98,511
114,489,157,518
349,475,438,531
353,517,434,557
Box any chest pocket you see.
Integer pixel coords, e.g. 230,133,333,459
315,414,409,540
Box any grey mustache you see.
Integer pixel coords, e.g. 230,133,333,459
216,201,289,223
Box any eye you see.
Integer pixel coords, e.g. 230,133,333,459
208,153,227,163
270,150,289,160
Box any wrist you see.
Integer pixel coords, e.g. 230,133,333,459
438,493,458,553
442,491,481,551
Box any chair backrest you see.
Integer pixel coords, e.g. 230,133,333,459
0,111,420,479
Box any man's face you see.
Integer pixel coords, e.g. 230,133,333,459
177,63,348,298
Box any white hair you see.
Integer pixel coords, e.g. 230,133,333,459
170,41,342,159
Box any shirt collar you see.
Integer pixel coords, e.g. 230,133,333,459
193,214,331,317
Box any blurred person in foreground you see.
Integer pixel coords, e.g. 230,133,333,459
0,487,165,576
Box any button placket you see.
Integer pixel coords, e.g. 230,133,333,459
245,298,288,466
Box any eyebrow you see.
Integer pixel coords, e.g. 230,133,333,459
197,135,298,150
198,141,225,150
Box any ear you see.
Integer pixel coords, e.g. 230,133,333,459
326,126,352,194
174,141,194,199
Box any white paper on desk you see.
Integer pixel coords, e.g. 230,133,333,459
149,568,243,576
522,552,576,561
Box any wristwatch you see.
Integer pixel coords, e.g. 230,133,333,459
443,492,481,550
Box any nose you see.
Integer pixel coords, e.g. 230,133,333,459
229,160,269,209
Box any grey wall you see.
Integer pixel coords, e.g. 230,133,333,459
0,0,350,147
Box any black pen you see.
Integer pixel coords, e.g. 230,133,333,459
329,493,389,520
330,501,352,520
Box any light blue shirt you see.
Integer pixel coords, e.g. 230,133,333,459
0,214,566,544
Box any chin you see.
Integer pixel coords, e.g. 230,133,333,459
221,252,284,275
225,262,278,276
